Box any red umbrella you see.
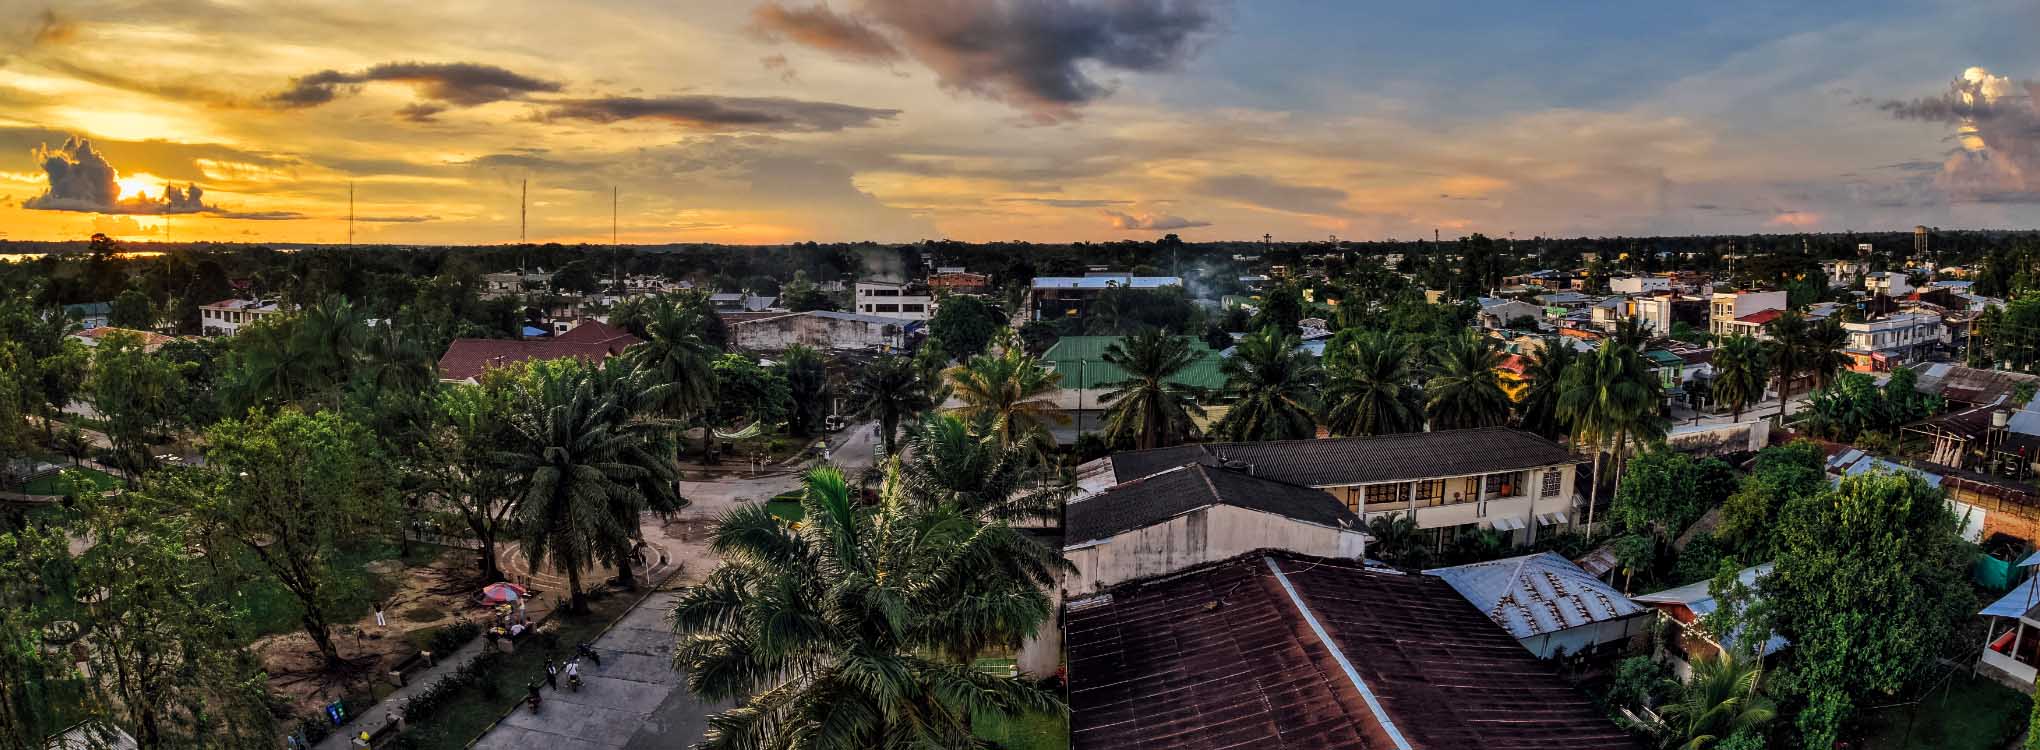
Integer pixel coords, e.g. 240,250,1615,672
480,582,527,604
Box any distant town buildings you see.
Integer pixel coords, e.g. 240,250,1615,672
435,320,640,384
1708,290,1789,339
1609,276,1669,295
1842,310,1945,372
1027,274,1181,321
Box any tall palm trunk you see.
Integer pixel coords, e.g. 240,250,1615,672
1583,433,1602,537
565,564,587,614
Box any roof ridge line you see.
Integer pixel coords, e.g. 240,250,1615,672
1263,555,1415,750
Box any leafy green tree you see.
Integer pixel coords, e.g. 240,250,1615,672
68,485,276,747
1250,282,1305,334
1098,330,1206,450
1321,330,1424,437
1425,330,1511,431
109,287,154,330
583,358,686,589
1559,341,1666,534
1213,327,1319,441
1711,334,1769,421
1763,470,1976,747
415,377,522,582
186,408,393,670
1715,442,1827,561
779,344,831,437
87,331,188,481
711,353,791,426
943,344,1066,453
671,468,1063,749
1610,450,1734,546
779,270,836,312
927,295,1005,360
844,353,934,457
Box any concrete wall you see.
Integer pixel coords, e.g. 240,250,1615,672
729,313,897,351
1517,616,1652,659
1062,504,1367,596
1666,419,1771,456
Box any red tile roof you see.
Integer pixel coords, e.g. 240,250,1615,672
436,334,641,382
1067,552,1642,750
1733,309,1784,325
551,319,633,344
1496,354,1528,375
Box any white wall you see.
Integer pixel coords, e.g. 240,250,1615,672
1062,504,1367,596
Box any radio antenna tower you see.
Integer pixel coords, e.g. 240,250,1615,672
519,179,528,243
347,181,355,247
612,186,619,246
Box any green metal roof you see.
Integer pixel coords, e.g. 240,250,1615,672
1642,349,1684,367
1039,335,1229,390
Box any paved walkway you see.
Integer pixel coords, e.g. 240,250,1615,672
309,637,493,750
469,589,731,750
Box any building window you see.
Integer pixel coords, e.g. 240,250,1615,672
1363,483,1409,507
1414,479,1445,506
1541,469,1563,497
1485,471,1525,497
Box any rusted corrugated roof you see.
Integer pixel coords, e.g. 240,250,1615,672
1067,552,1643,750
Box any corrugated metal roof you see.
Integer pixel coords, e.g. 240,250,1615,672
1425,552,1643,640
1040,335,1227,390
1031,275,1182,290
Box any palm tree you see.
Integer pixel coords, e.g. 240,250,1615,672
290,295,368,405
500,363,644,613
1558,342,1664,535
845,353,933,457
55,425,92,468
672,467,1064,749
1365,512,1427,567
1711,335,1769,422
1516,340,1577,440
895,414,1073,526
1320,330,1424,437
1611,316,1651,349
1213,327,1320,441
1763,313,1810,418
1098,330,1206,450
943,345,1066,454
780,344,831,437
1659,651,1775,750
587,358,686,589
1425,331,1511,431
1803,317,1851,392
626,295,718,418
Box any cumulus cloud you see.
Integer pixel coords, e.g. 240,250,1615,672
538,95,900,132
1103,209,1208,229
751,0,1221,122
1882,66,2040,203
1193,174,1347,216
22,137,300,220
268,61,562,111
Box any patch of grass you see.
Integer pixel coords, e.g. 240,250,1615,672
20,467,120,495
227,540,434,638
1857,673,2030,749
392,592,637,749
401,607,447,624
975,709,1068,750
765,499,805,523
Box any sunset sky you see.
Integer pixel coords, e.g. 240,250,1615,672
3,1,2039,245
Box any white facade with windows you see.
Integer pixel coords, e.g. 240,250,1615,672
853,280,935,322
198,298,286,336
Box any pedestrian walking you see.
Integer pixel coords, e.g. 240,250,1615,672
544,658,559,689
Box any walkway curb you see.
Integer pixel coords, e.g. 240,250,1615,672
460,561,689,748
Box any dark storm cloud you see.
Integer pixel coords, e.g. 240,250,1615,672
267,61,563,110
1194,174,1347,215
22,137,301,220
1103,209,1208,229
752,0,1222,122
538,95,900,132
750,3,902,63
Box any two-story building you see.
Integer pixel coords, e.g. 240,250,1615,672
853,280,936,321
1610,276,1670,295
926,268,991,295
1028,275,1181,321
1079,428,1582,552
199,298,287,336
1865,271,1915,298
1843,311,1945,372
1709,290,1788,338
